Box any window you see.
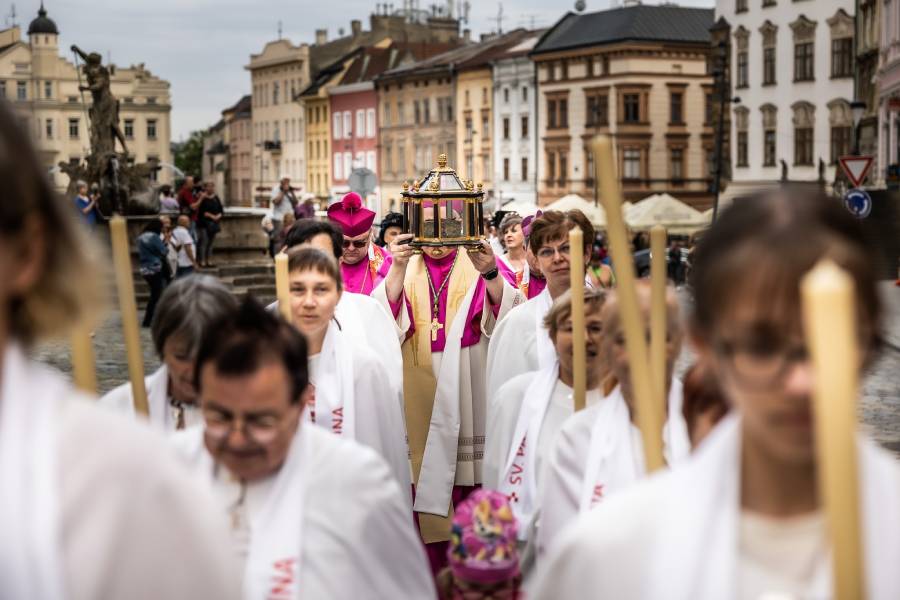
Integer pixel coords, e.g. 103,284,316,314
398,145,405,171
547,151,556,182
343,111,352,137
445,97,453,122
623,149,641,179
558,152,567,184
383,102,391,127
831,38,853,77
68,118,79,139
333,113,342,139
670,148,684,182
521,115,529,138
16,81,25,100
397,102,404,125
465,116,473,139
521,157,528,181
706,148,716,178
343,152,352,178
124,119,134,139
737,132,749,166
794,43,814,81
482,87,488,104
147,119,157,140
705,93,714,125
794,127,813,165
482,112,490,140
414,101,420,125
384,144,393,173
586,93,608,126
504,88,509,103
366,151,376,172
548,100,557,128
45,118,53,139
763,47,776,84
763,0,776,6
366,109,376,138
503,158,510,181
147,97,157,105
44,81,51,98
522,86,528,102
623,94,640,123
585,148,595,185
764,130,777,166
356,110,365,135
560,62,568,80
736,0,747,12
737,51,749,88
465,89,470,107
503,117,510,140
334,153,343,180
273,82,279,105
831,126,852,163
670,92,684,124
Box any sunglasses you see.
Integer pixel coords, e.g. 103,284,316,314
342,239,368,249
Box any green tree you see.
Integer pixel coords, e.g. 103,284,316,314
173,129,206,180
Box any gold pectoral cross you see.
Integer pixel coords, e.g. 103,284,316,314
430,317,444,342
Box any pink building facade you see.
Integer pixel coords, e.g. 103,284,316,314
329,84,378,196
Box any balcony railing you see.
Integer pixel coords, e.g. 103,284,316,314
263,140,282,152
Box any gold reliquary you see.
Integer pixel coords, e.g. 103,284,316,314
401,154,486,249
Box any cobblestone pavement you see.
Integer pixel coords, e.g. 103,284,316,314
32,283,900,453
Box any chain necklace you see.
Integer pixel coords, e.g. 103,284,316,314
424,251,458,342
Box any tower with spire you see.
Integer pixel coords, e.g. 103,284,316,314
27,2,58,82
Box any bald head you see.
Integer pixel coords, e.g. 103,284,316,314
600,282,683,409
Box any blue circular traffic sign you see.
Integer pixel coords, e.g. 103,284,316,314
843,188,872,219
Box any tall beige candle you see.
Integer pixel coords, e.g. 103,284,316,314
801,260,865,600
569,227,586,412
649,225,667,410
110,216,149,416
70,325,97,395
275,253,292,323
593,135,664,472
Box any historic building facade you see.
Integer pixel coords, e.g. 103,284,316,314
222,94,252,206
716,0,856,201
532,5,716,208
878,0,900,180
0,7,173,190
491,32,542,209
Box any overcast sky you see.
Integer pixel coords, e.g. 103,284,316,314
30,0,712,140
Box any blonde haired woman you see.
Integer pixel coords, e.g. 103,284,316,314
0,100,238,598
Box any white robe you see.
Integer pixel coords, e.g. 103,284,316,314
536,380,691,557
170,424,436,600
307,320,412,500
531,414,900,600
483,367,603,537
0,344,240,600
372,271,523,537
98,365,202,432
485,288,554,406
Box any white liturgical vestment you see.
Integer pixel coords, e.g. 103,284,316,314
171,424,435,599
531,414,900,600
99,365,202,432
0,344,239,600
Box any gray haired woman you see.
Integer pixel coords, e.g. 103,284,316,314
100,274,237,431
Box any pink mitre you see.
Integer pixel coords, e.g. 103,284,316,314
327,192,375,237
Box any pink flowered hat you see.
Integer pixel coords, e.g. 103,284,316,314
521,210,543,238
447,489,520,585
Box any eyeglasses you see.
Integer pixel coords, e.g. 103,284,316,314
536,243,571,260
715,338,809,391
202,408,295,444
342,238,368,249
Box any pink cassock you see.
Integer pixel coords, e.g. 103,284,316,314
342,246,393,295
497,259,547,300
389,249,500,352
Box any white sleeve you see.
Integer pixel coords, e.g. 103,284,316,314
535,422,584,560
371,281,411,342
485,315,532,410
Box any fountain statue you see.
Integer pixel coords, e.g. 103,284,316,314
58,45,161,216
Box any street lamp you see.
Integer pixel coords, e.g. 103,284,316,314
850,100,867,155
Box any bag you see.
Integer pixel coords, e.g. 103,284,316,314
206,220,221,235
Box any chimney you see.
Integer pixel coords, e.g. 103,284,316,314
351,19,362,36
463,28,471,42
315,28,328,45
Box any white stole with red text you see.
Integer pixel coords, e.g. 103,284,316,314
305,320,356,439
244,426,308,600
498,364,559,541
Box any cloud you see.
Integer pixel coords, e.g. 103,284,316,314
33,0,711,140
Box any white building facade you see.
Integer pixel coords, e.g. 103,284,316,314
717,0,856,200
878,0,900,178
491,35,539,210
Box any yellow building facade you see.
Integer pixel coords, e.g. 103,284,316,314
455,69,494,194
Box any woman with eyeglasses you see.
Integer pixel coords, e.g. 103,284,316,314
533,189,900,600
0,99,238,598
486,209,595,403
286,247,411,499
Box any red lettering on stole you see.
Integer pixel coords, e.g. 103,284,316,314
307,386,316,424
590,483,606,508
506,438,527,498
268,557,297,599
331,407,343,435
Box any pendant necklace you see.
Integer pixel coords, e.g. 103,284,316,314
424,252,458,342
